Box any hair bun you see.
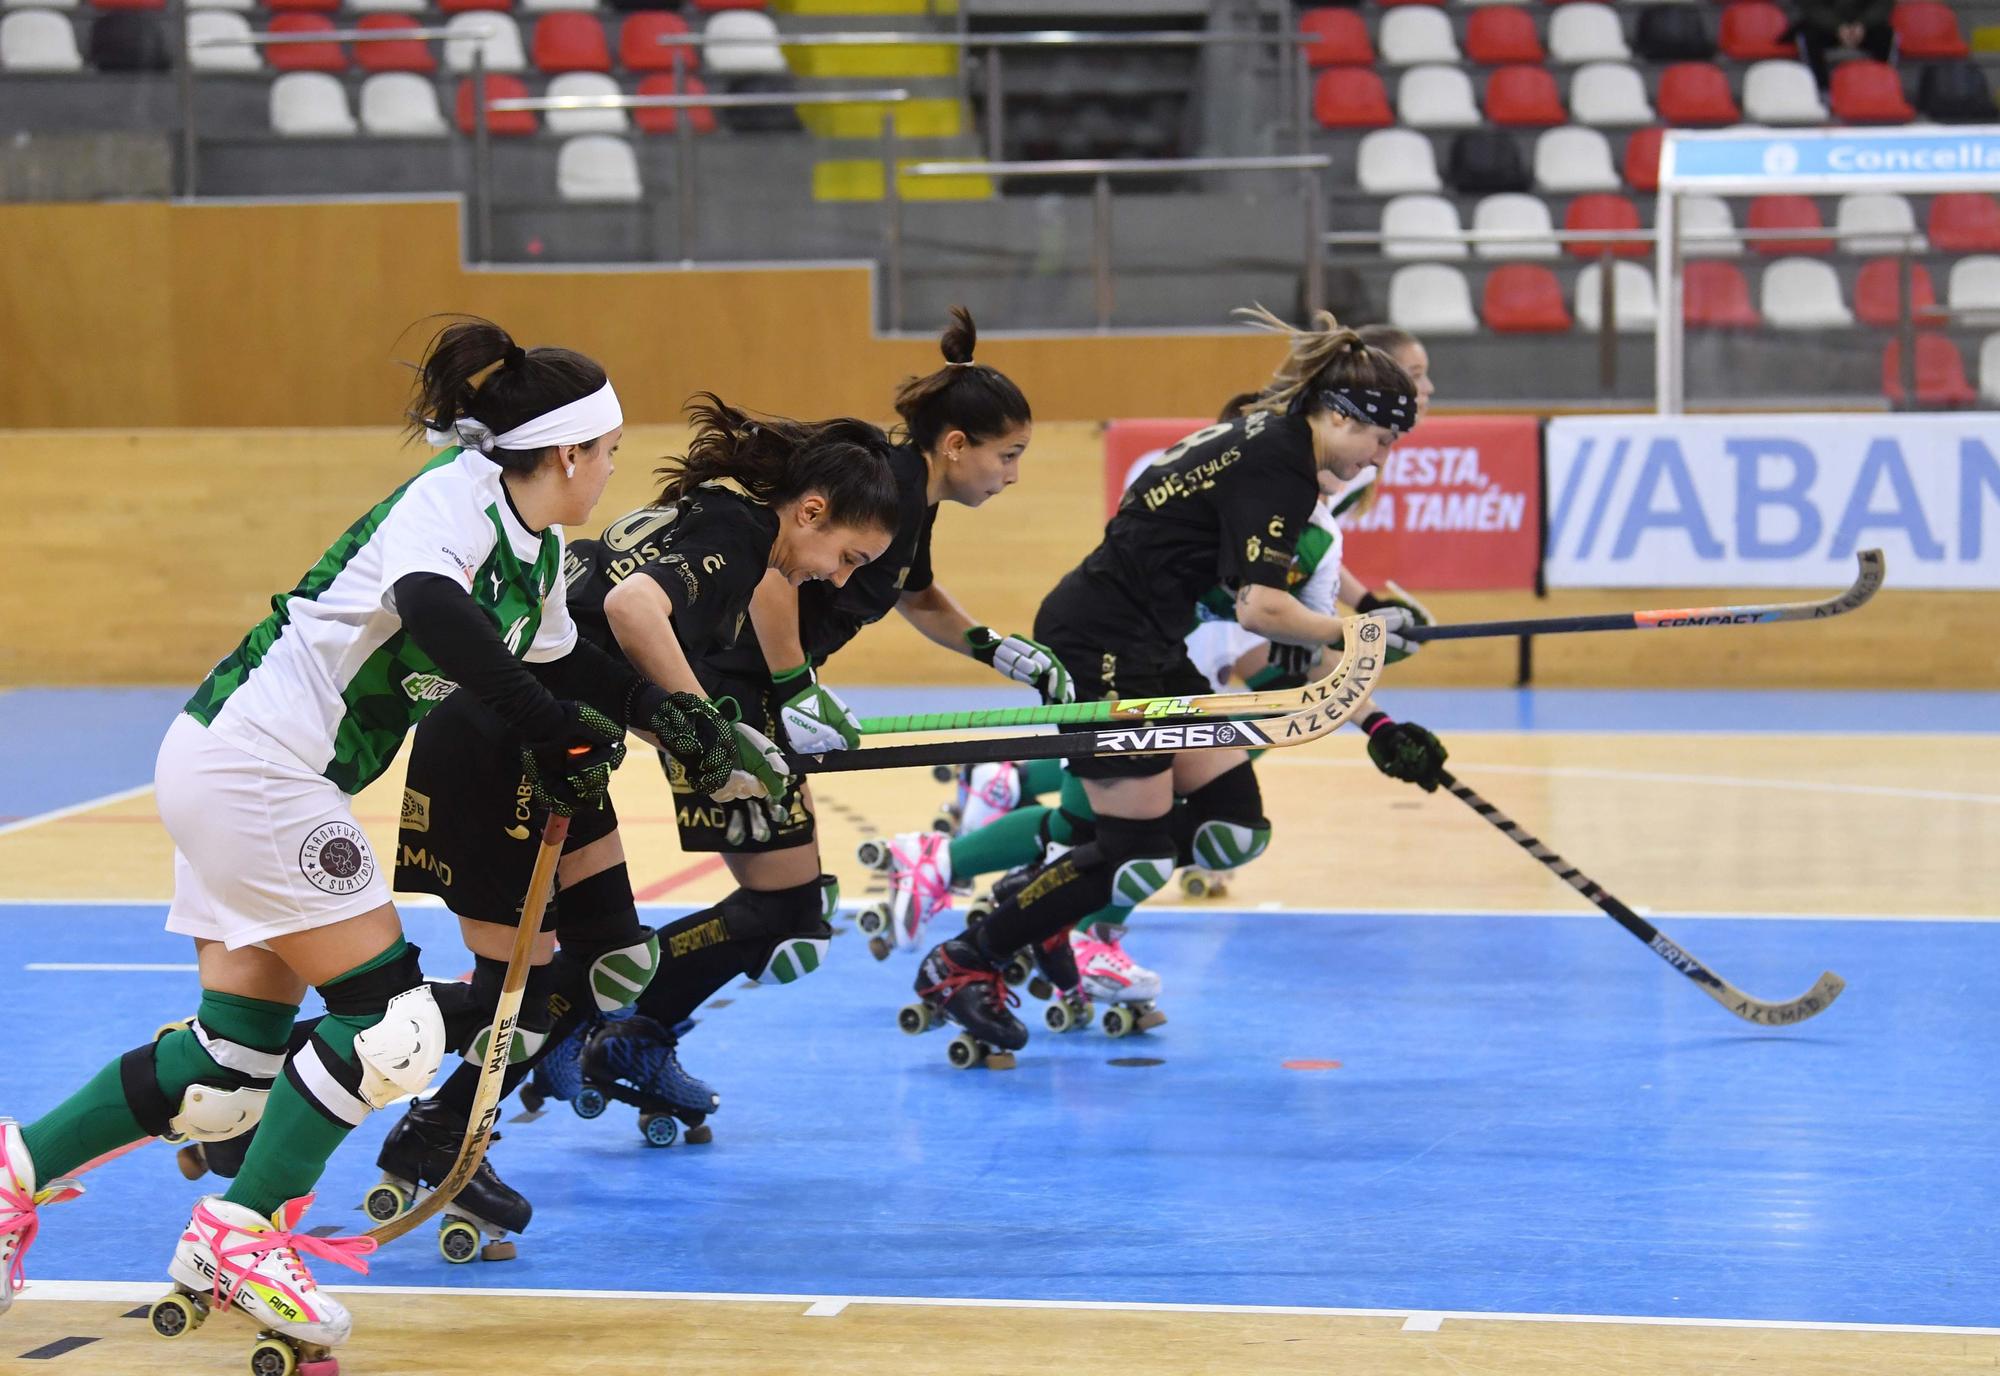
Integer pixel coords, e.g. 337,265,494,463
502,344,527,369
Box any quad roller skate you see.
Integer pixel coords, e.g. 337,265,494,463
1,1119,84,1322
571,1012,718,1147
1071,923,1167,1038
1178,867,1233,900
1004,926,1093,1035
945,761,1024,836
854,831,954,960
362,1099,529,1264
899,938,1028,1069
517,1010,595,1116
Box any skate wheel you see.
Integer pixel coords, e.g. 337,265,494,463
1179,871,1209,899
1043,1004,1070,1033
363,1181,410,1224
438,1217,481,1265
867,935,892,962
572,1086,607,1120
1026,975,1053,1002
930,764,955,784
640,1112,680,1148
1000,953,1033,988
966,899,993,924
855,904,887,937
683,1123,713,1145
148,1290,206,1339
897,1002,932,1035
930,808,958,834
946,1034,981,1069
176,1143,207,1182
250,1338,300,1376
481,1239,517,1262
855,839,890,872
1102,1006,1133,1039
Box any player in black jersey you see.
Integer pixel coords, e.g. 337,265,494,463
908,308,1425,1059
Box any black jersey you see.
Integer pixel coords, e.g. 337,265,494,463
1044,411,1320,652
564,480,779,665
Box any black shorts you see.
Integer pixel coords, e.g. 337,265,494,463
395,692,618,926
662,668,816,854
1035,589,1212,782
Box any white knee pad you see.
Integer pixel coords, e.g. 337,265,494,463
353,985,447,1109
753,936,828,986
466,1024,550,1067
1190,819,1271,872
168,1083,270,1144
1109,855,1174,909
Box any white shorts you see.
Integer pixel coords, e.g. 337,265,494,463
157,713,392,950
1184,621,1263,693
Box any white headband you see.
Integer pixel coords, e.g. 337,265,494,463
427,379,623,456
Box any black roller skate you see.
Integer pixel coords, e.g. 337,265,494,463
574,1012,719,1147
899,938,1028,1069
362,1098,531,1263
175,1127,253,1182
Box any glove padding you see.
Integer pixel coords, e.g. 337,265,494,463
1244,640,1319,692
522,702,627,817
966,626,1075,704
772,658,861,754
641,690,736,797
1357,582,1435,665
1363,712,1448,792
718,717,791,820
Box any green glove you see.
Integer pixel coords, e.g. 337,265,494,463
965,626,1075,704
771,658,862,754
1362,710,1448,792
522,702,627,817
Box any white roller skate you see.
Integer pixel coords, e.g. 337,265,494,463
955,761,1024,834
151,1194,374,1375
0,1119,84,1318
1070,922,1167,1037
857,831,955,960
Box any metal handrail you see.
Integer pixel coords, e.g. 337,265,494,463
195,25,457,46
487,89,912,114
899,154,1334,332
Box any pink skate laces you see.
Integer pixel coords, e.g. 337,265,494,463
193,1195,377,1312
0,1174,75,1297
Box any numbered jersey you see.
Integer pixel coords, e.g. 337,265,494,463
184,446,574,795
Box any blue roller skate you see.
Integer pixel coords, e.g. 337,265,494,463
516,1011,601,1116
577,1012,718,1147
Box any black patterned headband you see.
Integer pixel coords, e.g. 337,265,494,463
1315,386,1417,436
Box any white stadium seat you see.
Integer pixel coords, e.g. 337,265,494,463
1980,334,2000,403
0,0,74,11
1356,129,1442,195
1575,261,1657,332
702,10,785,77
188,11,258,71
0,8,79,69
1836,193,1923,255
1743,60,1828,125
444,12,525,74
1397,64,1481,129
1547,4,1630,64
350,0,424,14
1381,194,1468,260
1379,7,1459,67
1948,256,2000,313
359,72,449,136
1761,257,1852,329
1472,193,1558,259
1388,264,1480,334
1534,126,1619,192
1679,194,1742,257
545,71,627,135
1569,62,1654,127
557,134,642,202
270,71,357,135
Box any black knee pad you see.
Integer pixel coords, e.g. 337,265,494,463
545,863,658,1018
1089,813,1180,908
553,864,643,955
1175,762,1272,871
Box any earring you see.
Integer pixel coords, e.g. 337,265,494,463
564,462,575,478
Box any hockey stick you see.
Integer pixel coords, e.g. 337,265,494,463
1438,767,1844,1025
795,615,1387,774
1405,549,1883,644
365,809,568,1246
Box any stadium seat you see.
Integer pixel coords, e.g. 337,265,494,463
544,70,625,133
266,14,343,72
444,12,524,72
86,9,166,68
1380,6,1459,65
1379,0,1448,7
1485,64,1566,125
1980,335,2000,404
439,0,510,14
1315,68,1394,128
1678,193,1741,256
455,71,534,132
1633,4,1714,61
91,0,163,10
193,0,258,14
7,7,79,68
1465,7,1542,64
360,71,448,134
1535,125,1620,191
1398,64,1481,127
3,0,72,10
524,0,597,12
1894,2,1968,60
1761,258,1852,328
1570,61,1655,125
1483,264,1573,332
1682,260,1761,327
1929,194,2000,252
1853,259,1941,328
633,70,715,134
691,0,766,9
1565,192,1646,257
1836,193,1922,254
1883,334,1978,407
621,11,691,72
1388,264,1480,334
1748,194,1831,254
1830,60,1914,123
187,11,257,69
557,134,642,202
1575,260,1657,332
1301,7,1372,67
1547,3,1628,62
1382,193,1469,259
354,15,432,72
1947,256,2000,314
352,0,424,14
1717,1,1791,60
1656,62,1740,125
270,70,355,134
701,9,784,76
1358,128,1442,194
1918,62,2000,123
533,13,606,72
1473,193,1558,258
1743,59,1828,123
1622,125,1663,190
1447,128,1531,192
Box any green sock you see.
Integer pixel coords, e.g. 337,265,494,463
225,940,409,1218
1020,758,1065,800
21,990,297,1182
949,805,1053,881
1057,771,1097,822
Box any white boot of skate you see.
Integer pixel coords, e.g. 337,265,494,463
0,1119,82,1317
957,762,1023,833
167,1195,372,1349
1071,922,1163,1004
887,831,955,952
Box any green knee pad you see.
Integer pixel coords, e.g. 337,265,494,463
1190,819,1271,872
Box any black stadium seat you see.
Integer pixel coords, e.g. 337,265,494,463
1633,5,1715,63
1447,129,1529,195
89,11,171,72
1919,63,2000,125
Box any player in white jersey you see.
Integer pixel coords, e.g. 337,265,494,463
0,318,765,1367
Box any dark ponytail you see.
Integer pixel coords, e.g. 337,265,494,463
891,306,1032,453
404,315,609,474
655,394,900,534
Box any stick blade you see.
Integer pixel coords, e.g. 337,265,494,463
1714,970,1846,1027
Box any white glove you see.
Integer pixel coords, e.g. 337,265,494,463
967,627,1075,704
1357,582,1434,665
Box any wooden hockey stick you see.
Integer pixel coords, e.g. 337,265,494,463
365,810,568,1245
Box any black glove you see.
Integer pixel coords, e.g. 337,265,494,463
521,702,626,816
1245,641,1317,691
1362,711,1448,792
636,688,736,798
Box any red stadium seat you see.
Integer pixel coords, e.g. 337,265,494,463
1882,333,1978,406
620,12,692,73
1928,193,2000,251
1894,2,1969,60
1657,62,1740,125
1623,125,1663,191
1379,0,1446,7
90,0,165,12
691,0,766,9
439,0,509,16
1565,193,1647,258
266,0,338,12
1830,60,1914,123
1314,68,1393,129
355,15,434,74
456,73,535,134
1485,65,1565,126
1483,264,1573,331
1681,261,1761,328
1465,8,1544,65
1301,8,1372,67
533,12,607,73
1717,2,1792,61
1748,195,1832,254
1853,259,1941,328
634,71,717,134
265,14,343,69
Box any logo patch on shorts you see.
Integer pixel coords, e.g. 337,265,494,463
401,788,431,835
299,821,376,896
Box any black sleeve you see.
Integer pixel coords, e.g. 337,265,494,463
633,516,764,654
1215,462,1315,592
395,573,565,743
527,633,655,727
904,505,940,595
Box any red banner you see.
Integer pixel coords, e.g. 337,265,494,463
1102,415,1542,592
